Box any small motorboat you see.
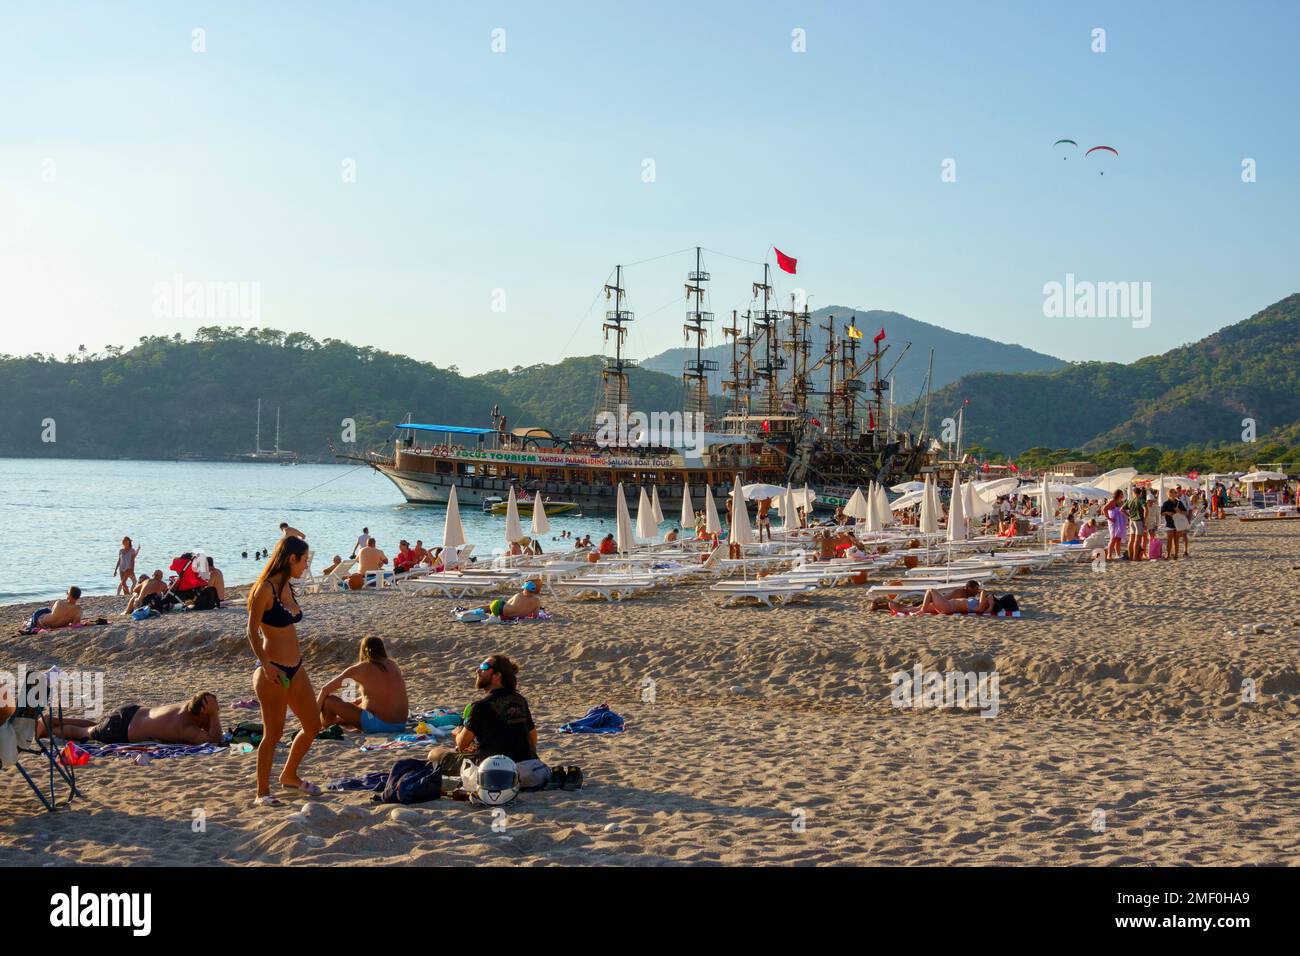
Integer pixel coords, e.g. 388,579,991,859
488,498,579,517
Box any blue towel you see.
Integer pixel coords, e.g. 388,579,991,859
558,703,625,735
328,770,391,793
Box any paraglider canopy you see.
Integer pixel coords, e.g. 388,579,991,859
1053,138,1078,159
1086,145,1118,174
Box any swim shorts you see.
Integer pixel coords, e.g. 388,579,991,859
88,704,141,744
359,710,407,734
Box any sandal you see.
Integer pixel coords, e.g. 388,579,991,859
281,780,322,797
254,794,283,807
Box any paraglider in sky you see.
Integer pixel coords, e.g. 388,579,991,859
1086,145,1118,174
1053,138,1078,159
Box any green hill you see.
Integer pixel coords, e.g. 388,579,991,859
917,293,1300,457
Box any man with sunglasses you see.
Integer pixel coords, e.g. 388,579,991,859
427,654,552,789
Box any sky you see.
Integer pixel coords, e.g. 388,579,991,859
1,0,1297,375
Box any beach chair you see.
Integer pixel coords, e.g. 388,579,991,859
709,580,819,607
308,558,356,593
398,573,518,599
2,669,82,812
552,576,656,601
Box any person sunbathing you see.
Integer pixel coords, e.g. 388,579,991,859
884,580,991,615
41,692,222,745
28,587,84,631
317,637,409,734
321,554,344,576
466,581,544,620
412,540,431,565
1059,511,1080,544
125,571,167,613
357,538,389,577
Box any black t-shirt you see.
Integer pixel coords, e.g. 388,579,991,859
1160,499,1185,528
466,688,537,762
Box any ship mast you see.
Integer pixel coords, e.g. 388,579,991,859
255,398,263,454
275,406,281,454
682,247,716,425
820,314,837,436
599,265,636,442
782,293,812,416
840,317,860,441
722,309,743,420
752,264,783,418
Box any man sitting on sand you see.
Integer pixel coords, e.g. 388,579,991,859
125,571,167,614
317,637,409,734
27,587,84,631
426,654,552,789
41,692,222,745
357,537,388,577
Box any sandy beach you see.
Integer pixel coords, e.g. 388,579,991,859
3,519,1297,867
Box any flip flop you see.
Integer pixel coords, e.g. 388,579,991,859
281,780,321,797
254,794,283,807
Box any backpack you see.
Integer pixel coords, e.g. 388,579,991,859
188,586,221,611
991,593,1019,614
377,757,443,805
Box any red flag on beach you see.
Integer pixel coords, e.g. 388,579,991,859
774,248,797,274
1009,462,1019,473
873,327,886,345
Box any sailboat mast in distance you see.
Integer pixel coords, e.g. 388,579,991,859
752,263,783,417
682,247,716,423
599,265,636,440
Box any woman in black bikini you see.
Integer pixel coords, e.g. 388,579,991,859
246,535,321,806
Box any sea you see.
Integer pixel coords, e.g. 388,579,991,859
0,458,649,604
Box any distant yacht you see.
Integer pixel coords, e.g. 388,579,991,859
234,399,299,464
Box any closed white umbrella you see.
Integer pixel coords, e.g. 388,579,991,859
1041,472,1050,548
873,481,893,527
530,490,551,536
680,481,694,530
442,485,467,551
703,484,722,535
650,485,665,524
844,486,870,520
503,486,525,545
615,483,636,553
729,475,754,546
948,473,967,543
779,484,797,534
960,478,975,534
918,475,939,534
862,482,881,533
636,486,658,541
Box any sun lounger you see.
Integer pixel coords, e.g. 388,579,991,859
397,573,518,599
552,576,656,601
308,558,357,593
709,580,819,607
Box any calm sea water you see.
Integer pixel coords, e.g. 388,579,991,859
0,458,648,604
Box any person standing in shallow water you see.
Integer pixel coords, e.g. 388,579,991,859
245,535,321,806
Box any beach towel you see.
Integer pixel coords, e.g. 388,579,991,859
78,741,226,760
328,770,392,793
559,703,625,735
357,728,453,753
888,608,1021,618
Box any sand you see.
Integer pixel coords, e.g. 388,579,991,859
2,520,1297,866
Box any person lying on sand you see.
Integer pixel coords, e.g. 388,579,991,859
28,587,83,631
41,692,222,745
426,654,552,790
873,580,991,615
125,571,167,614
463,581,544,621
317,637,409,734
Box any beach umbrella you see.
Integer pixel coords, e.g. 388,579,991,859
873,481,894,527
844,486,870,521
650,485,665,524
948,473,967,544
891,480,926,494
967,479,993,520
960,478,975,533
1041,472,1051,547
729,475,754,546
615,483,636,554
862,483,881,533
636,486,658,541
738,482,787,501
503,486,525,545
1094,467,1138,493
974,477,1019,502
530,490,551,536
918,476,939,534
781,485,799,533
889,489,924,511
679,480,694,530
800,484,816,511
703,484,722,535
442,485,467,551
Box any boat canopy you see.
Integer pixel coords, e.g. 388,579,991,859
398,423,495,436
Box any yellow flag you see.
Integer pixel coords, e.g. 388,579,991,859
846,325,863,340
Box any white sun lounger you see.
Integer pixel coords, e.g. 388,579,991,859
709,581,819,607
397,573,519,599
307,558,357,593
552,576,656,601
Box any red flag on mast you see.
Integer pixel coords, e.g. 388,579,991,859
774,248,797,274
873,327,886,345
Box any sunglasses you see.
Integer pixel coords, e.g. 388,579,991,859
478,661,493,672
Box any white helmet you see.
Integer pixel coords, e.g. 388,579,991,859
470,754,519,806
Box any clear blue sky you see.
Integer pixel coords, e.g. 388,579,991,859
2,0,1296,375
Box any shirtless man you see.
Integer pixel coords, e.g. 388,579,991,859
125,571,167,613
42,692,222,745
279,522,306,541
207,561,227,601
316,637,410,734
357,537,388,577
29,587,83,631
465,580,543,621
756,497,773,543
412,540,431,566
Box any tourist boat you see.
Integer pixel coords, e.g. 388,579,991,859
483,496,579,517
346,249,931,510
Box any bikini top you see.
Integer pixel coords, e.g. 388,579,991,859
262,582,303,627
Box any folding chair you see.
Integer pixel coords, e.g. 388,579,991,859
2,668,82,811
